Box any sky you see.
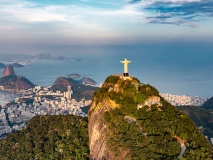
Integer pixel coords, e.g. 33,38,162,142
0,0,212,53
0,0,213,96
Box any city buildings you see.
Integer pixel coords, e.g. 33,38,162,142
0,85,92,139
160,93,208,106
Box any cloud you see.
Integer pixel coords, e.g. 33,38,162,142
128,0,141,4
0,0,150,43
127,0,213,26
0,1,118,40
0,0,212,52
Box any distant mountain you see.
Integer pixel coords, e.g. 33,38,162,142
51,77,98,101
0,75,35,90
89,75,213,159
79,76,97,85
0,65,34,90
2,65,16,77
67,73,81,79
0,54,33,61
54,56,68,60
11,63,24,68
0,63,6,69
35,53,69,60
35,53,52,59
0,115,89,159
202,97,213,110
176,106,213,138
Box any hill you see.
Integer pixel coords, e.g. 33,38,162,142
11,63,24,68
0,63,6,69
2,64,16,77
79,77,97,85
176,106,213,138
202,97,213,111
0,75,35,90
89,75,213,159
0,115,89,160
67,73,81,79
51,77,98,101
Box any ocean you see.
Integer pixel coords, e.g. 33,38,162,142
1,44,213,97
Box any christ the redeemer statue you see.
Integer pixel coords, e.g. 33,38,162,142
120,58,131,77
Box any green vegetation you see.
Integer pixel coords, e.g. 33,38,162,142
134,92,147,104
0,115,89,160
1,75,213,160
105,75,120,84
177,106,213,138
93,75,213,159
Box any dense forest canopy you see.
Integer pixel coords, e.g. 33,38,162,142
0,115,89,160
91,75,213,159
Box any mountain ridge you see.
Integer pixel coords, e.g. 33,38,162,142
0,75,35,90
0,74,212,160
88,75,213,159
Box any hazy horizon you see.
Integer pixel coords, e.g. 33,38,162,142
0,0,213,97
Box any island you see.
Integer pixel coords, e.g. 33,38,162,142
67,73,81,79
0,63,6,69
11,63,25,68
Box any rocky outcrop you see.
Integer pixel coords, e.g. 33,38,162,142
0,65,34,90
88,75,139,159
89,100,117,160
88,75,213,160
2,65,16,77
0,75,35,90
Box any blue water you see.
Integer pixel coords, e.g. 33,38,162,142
1,44,213,97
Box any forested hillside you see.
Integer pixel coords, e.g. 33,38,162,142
0,115,89,160
89,75,213,159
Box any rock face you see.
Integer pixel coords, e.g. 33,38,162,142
88,99,116,160
2,65,16,77
0,75,35,90
0,65,34,90
88,75,213,160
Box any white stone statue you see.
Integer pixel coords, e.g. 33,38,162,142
120,58,131,76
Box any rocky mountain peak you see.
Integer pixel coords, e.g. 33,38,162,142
88,75,213,159
2,64,16,77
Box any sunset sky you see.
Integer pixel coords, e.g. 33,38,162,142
0,0,212,53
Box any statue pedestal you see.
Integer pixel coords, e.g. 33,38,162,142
123,73,129,77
